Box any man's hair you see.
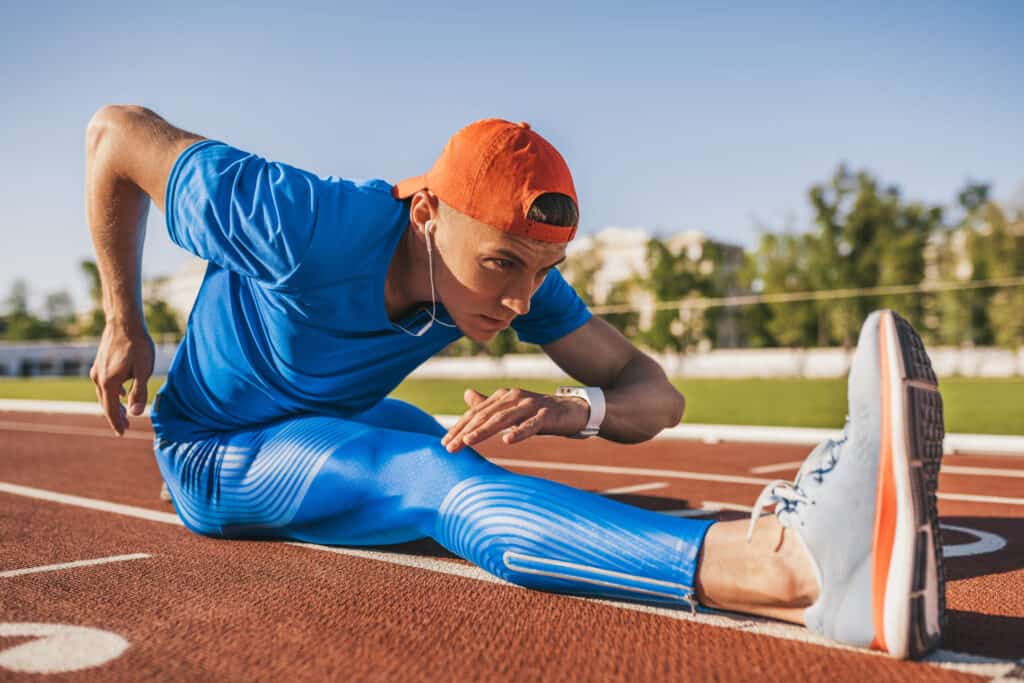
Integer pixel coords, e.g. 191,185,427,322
527,192,579,228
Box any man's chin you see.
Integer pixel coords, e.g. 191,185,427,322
464,328,500,343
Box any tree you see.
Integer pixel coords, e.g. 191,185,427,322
561,242,603,307
144,298,182,342
601,278,643,340
973,202,1024,348
5,279,29,316
2,280,53,340
79,260,105,337
733,251,775,348
930,182,1006,347
44,291,74,324
755,232,819,347
752,165,944,348
634,238,720,352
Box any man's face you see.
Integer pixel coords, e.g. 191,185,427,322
432,202,568,342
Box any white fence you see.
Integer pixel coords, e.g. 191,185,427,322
2,342,1022,379
0,342,181,378
412,347,1024,379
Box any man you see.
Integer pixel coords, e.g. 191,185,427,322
85,107,945,659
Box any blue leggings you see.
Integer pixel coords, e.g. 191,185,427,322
154,398,714,608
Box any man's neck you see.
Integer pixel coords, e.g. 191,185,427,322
384,223,432,322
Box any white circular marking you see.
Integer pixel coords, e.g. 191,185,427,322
0,623,128,674
940,524,1008,558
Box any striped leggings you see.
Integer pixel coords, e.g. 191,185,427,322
154,398,714,608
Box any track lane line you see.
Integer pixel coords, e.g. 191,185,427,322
936,492,1024,506
0,479,1015,676
599,482,668,495
940,465,1024,479
0,421,153,440
490,458,774,486
1,553,151,578
749,461,803,474
493,458,1024,506
0,482,180,524
751,460,1024,479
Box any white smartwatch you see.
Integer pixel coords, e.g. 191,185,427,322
556,386,606,438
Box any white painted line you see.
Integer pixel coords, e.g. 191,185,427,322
0,482,181,524
0,480,1014,676
2,401,1022,455
0,421,153,441
490,458,773,486
749,461,803,474
701,500,754,513
0,553,151,578
943,433,1024,457
751,461,1024,478
662,501,754,517
941,465,1024,478
0,623,129,674
940,525,1008,559
286,542,504,584
937,492,1024,506
600,482,669,495
659,423,838,446
0,399,151,417
492,459,1024,507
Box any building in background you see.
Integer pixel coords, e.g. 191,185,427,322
143,258,206,326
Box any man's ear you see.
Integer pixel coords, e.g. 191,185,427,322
409,190,439,235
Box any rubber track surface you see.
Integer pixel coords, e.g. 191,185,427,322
2,411,1023,680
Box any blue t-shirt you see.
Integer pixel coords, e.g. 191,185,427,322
151,140,591,440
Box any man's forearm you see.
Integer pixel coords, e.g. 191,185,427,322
598,354,684,444
85,109,150,328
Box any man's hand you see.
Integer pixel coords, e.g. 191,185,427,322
441,387,591,453
89,320,155,436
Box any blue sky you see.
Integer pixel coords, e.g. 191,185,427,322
2,1,1021,313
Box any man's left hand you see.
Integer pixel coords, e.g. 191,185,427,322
441,387,590,453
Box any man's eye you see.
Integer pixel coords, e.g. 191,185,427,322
490,259,516,270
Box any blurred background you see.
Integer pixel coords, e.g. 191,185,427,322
1,1,1021,429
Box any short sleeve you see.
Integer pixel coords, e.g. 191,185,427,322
511,268,593,345
165,140,324,285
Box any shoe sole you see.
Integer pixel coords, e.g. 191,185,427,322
872,310,945,659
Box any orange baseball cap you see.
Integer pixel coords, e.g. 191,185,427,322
392,118,579,243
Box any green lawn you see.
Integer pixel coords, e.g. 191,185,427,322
2,376,1021,435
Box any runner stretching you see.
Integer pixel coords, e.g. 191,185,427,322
85,107,946,659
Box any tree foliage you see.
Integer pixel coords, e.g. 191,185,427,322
750,165,947,348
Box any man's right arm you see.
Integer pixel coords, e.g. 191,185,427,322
84,105,202,435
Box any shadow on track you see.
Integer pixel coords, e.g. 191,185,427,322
944,610,1024,661
940,516,1024,581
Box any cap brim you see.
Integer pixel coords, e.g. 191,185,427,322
392,174,428,199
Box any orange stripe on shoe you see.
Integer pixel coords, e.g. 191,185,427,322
871,311,896,652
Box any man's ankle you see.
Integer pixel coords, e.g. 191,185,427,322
781,528,820,607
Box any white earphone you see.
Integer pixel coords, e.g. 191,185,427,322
424,219,435,255
392,217,456,337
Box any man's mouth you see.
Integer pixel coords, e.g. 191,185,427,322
478,314,511,330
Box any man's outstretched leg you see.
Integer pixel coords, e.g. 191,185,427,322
725,310,946,659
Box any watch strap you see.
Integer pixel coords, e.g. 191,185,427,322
556,386,606,438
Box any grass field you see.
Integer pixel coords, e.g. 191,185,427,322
1,375,1021,435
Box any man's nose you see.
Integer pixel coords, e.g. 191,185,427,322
501,277,532,317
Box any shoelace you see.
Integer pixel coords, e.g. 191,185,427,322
746,480,811,543
745,426,847,543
